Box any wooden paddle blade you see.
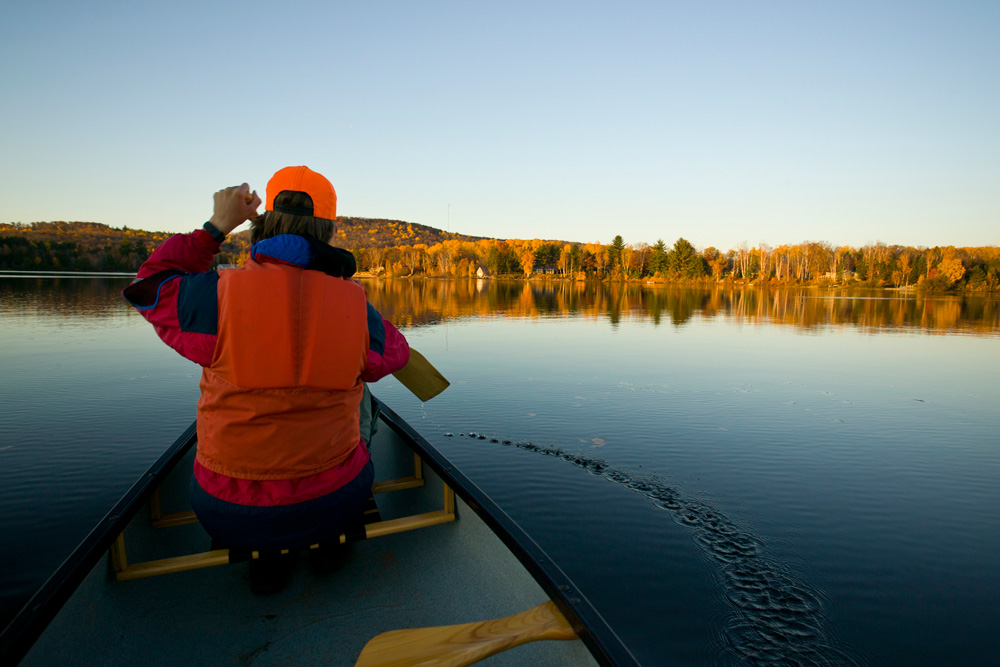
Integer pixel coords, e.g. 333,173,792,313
392,348,450,402
354,600,578,667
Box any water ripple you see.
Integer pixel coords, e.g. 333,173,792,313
464,432,864,666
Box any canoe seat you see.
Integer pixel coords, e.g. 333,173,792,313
110,451,455,581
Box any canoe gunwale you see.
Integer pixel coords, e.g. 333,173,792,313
375,399,639,667
0,421,199,665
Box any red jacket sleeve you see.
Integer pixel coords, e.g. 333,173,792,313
122,229,221,367
362,303,410,382
136,228,219,279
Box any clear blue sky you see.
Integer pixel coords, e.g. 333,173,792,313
1,1,997,251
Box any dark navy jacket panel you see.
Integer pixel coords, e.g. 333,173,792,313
177,271,221,335
366,303,386,356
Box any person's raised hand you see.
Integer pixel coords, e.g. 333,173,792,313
210,183,260,235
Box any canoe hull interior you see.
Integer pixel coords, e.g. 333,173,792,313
19,411,599,666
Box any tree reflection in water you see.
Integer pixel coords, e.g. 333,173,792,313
2,276,994,337
361,279,999,337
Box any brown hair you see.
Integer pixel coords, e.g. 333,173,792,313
250,190,335,244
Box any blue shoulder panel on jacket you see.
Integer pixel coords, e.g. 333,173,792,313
250,235,313,267
122,269,184,310
177,272,220,334
367,303,386,356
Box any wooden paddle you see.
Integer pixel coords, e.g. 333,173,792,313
393,348,449,402
354,600,578,667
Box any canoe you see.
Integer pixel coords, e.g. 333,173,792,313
1,399,638,666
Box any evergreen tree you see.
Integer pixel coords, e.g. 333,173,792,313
650,239,667,275
608,235,626,273
669,238,703,278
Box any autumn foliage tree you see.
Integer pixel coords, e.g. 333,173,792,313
3,221,997,292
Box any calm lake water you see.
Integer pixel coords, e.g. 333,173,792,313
1,276,998,666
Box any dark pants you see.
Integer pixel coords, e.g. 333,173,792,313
189,460,375,550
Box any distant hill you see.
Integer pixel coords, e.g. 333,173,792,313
0,221,174,272
0,218,487,273
1,217,484,249
332,217,484,248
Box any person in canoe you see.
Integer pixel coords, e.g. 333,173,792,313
123,166,410,593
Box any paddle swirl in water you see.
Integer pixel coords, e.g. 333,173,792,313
459,431,865,667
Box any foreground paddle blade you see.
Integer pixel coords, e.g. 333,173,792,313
392,348,450,402
355,600,578,667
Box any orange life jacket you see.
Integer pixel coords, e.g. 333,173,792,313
195,259,369,480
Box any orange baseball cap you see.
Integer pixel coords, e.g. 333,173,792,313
265,166,337,220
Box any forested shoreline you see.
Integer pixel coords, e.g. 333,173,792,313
2,221,998,292
0,222,248,274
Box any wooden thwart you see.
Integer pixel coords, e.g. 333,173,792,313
112,453,454,582
147,455,425,530
354,600,579,667
150,510,198,529
363,509,454,540
111,545,231,580
369,452,424,494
